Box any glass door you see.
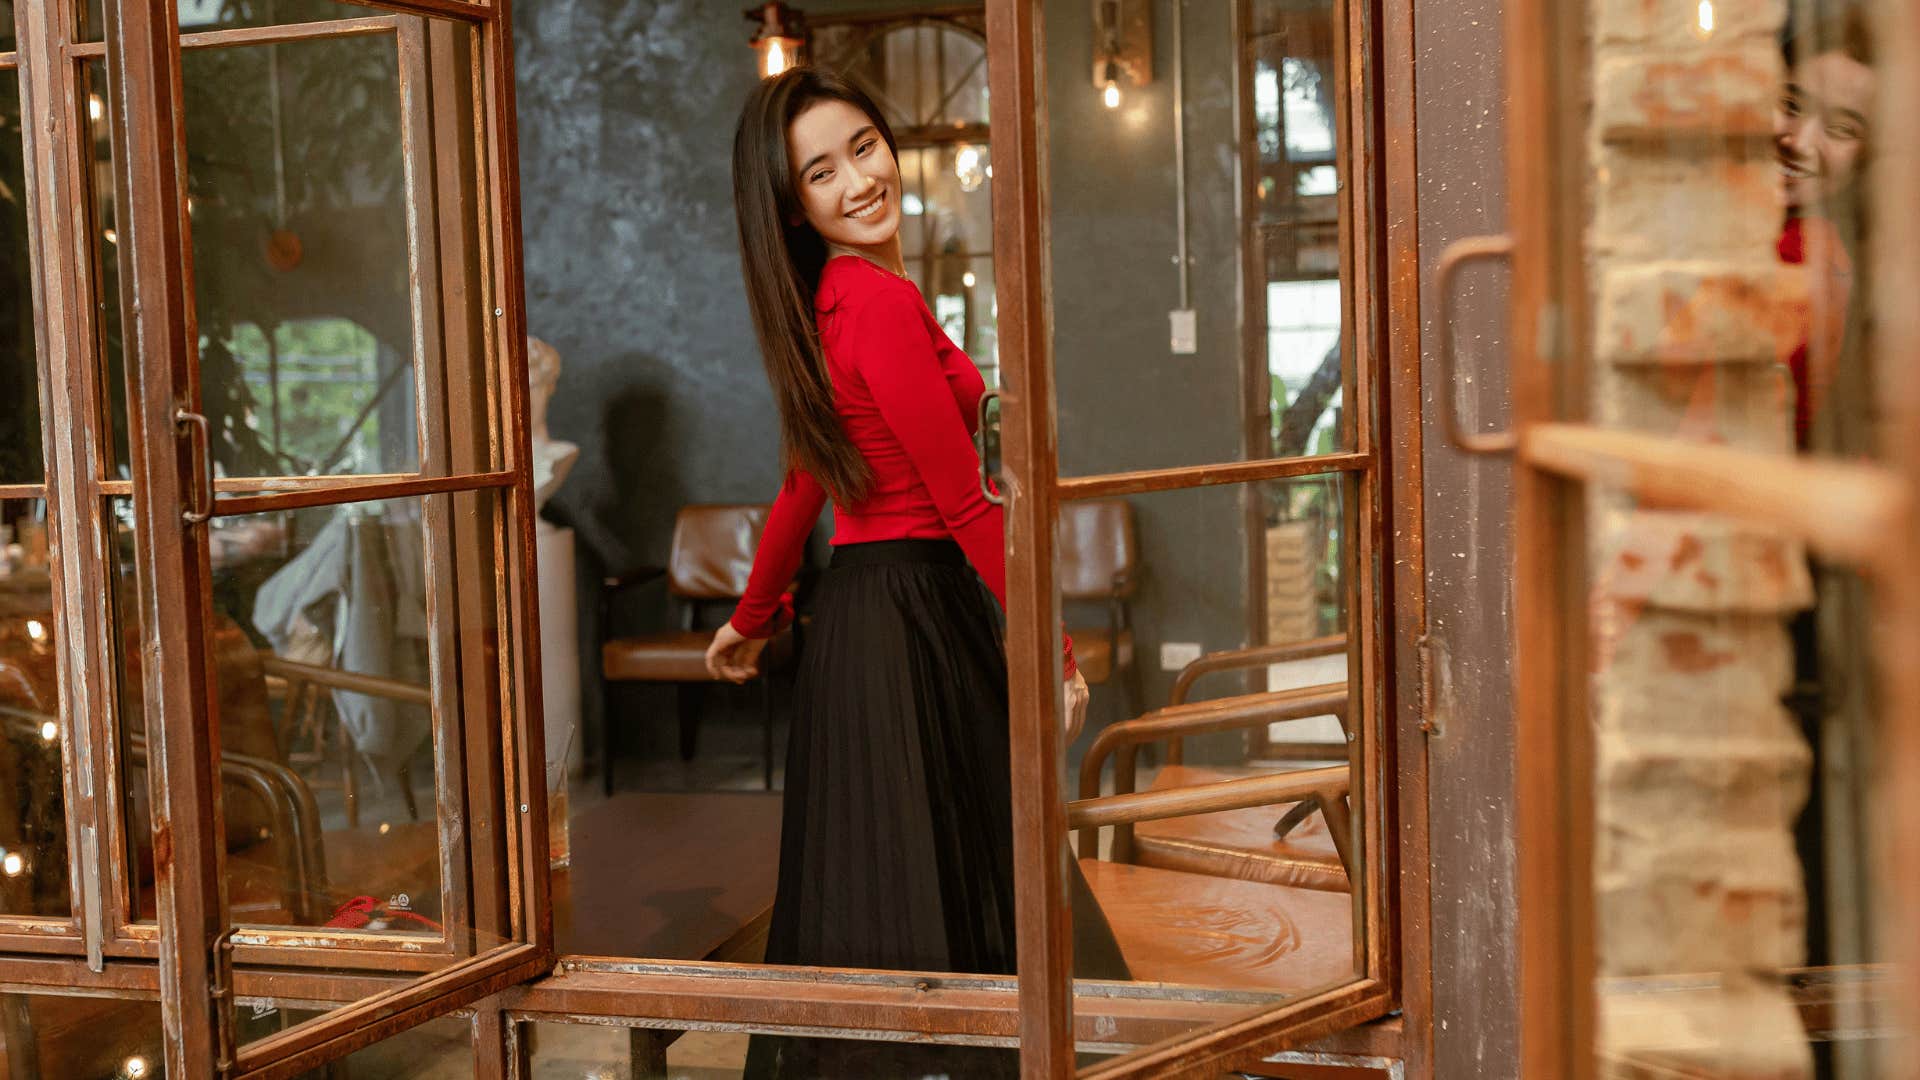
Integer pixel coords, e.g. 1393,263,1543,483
77,0,550,1074
988,0,1401,1073
1501,0,1918,1076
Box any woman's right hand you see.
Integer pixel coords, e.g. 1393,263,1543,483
706,621,770,684
1062,670,1090,744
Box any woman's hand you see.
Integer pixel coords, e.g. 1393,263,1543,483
1062,670,1090,744
705,622,770,684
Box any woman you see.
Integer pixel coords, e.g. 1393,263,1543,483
707,68,1131,1077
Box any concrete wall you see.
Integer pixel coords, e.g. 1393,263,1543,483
514,0,1255,755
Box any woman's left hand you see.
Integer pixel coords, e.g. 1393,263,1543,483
1062,670,1090,744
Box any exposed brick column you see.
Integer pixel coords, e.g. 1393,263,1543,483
1586,0,1817,1075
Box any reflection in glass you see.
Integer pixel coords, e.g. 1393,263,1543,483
812,19,990,132
182,32,418,479
0,73,43,486
0,498,71,918
1066,476,1362,1007
1,994,163,1078
236,1008,472,1075
112,492,510,961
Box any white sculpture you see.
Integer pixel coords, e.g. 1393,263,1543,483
527,335,581,512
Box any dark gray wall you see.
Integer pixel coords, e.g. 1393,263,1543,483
515,0,1254,750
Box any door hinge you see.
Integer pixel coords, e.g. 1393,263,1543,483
1415,632,1440,737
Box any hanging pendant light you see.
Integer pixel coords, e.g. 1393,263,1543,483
746,3,808,79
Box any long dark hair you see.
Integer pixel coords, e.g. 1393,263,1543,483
732,67,899,506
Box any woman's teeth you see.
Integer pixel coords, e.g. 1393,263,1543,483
848,192,886,219
1779,158,1814,179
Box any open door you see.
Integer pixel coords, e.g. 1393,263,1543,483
1501,0,1919,1076
80,0,550,1073
987,0,1403,1074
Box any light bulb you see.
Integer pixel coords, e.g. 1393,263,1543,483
124,1056,150,1079
1695,0,1714,36
762,38,793,78
2,853,24,877
1103,81,1121,110
962,271,977,288
25,619,45,643
38,721,55,742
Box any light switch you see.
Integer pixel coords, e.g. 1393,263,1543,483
1169,309,1197,354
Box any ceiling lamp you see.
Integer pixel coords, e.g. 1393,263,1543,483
746,3,808,79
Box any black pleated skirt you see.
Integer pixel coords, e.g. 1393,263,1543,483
743,539,1130,1080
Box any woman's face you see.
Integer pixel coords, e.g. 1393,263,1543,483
786,98,901,252
1775,50,1874,211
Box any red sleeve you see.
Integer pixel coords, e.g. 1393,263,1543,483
842,283,1077,680
728,468,829,639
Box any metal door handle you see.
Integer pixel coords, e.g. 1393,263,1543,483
1434,234,1517,454
976,388,1004,505
175,407,214,524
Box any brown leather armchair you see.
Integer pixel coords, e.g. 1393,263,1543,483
599,505,798,794
1058,499,1140,716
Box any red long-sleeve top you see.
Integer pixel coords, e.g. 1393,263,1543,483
728,254,1074,679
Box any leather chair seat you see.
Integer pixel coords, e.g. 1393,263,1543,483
1067,627,1133,686
1132,765,1349,892
603,626,796,684
1077,857,1353,992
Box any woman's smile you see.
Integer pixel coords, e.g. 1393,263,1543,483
847,188,887,220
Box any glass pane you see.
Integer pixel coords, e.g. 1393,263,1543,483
1061,476,1365,1012
0,993,163,1078
0,2,15,53
85,58,131,478
1560,2,1901,1073
813,21,989,132
0,72,42,486
83,0,378,43
113,490,513,960
0,497,72,918
181,31,420,479
525,1020,1019,1079
1048,0,1352,477
236,1008,473,1076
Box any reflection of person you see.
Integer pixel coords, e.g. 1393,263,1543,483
705,68,1129,1077
1774,14,1873,451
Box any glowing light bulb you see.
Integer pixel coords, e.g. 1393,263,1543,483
962,271,977,288
1695,0,1714,36
88,94,103,121
3,853,24,877
763,38,789,78
103,228,117,245
124,1056,150,1078
39,721,56,743
1103,81,1121,109
25,619,46,643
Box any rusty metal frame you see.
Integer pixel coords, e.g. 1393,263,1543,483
987,0,1405,1073
0,0,1440,1073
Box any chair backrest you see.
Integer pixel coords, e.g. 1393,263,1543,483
1057,499,1137,600
667,505,771,600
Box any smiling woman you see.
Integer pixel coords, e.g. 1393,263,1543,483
709,65,1121,1080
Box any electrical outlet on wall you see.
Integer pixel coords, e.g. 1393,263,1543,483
1159,642,1203,671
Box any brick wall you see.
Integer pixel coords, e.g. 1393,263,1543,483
1586,0,1817,1075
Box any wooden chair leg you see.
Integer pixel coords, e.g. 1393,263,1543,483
342,732,361,830
629,1027,673,1076
676,683,704,762
602,679,620,797
760,677,774,791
